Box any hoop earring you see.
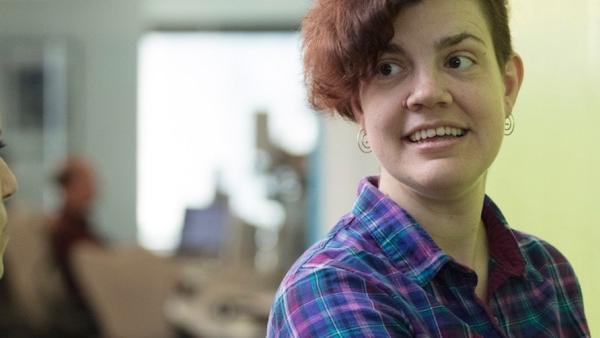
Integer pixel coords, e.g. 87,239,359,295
504,115,515,136
357,129,372,153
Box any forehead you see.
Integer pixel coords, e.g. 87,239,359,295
392,0,491,45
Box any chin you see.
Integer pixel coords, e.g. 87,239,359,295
401,170,486,200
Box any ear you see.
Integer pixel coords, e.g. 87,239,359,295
351,88,366,128
502,53,524,118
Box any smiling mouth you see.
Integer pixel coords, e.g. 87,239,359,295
407,126,468,143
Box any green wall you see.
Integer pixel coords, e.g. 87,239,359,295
487,1,600,334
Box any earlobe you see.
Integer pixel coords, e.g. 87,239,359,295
351,93,366,127
353,110,365,128
503,53,525,117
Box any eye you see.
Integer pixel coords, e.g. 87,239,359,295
0,140,5,150
446,55,474,70
376,62,402,77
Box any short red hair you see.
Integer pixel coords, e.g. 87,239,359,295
301,0,513,121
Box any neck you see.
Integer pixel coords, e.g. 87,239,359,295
378,171,488,270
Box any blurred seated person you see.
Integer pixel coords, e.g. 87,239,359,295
49,157,103,288
48,156,103,336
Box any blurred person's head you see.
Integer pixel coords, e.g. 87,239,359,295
55,157,97,214
0,138,19,277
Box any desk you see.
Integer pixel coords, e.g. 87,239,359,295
165,259,276,338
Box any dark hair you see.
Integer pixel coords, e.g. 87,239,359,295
53,157,89,189
55,167,75,188
301,0,513,121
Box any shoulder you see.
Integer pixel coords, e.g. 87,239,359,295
283,212,395,283
267,263,412,337
511,230,590,335
512,230,578,279
267,214,412,337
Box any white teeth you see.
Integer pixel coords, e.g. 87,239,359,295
408,127,466,142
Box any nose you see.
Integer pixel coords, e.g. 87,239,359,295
0,160,17,200
405,69,452,111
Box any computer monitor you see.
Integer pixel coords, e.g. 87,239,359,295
177,201,229,257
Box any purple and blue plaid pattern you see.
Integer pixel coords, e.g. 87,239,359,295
267,177,589,337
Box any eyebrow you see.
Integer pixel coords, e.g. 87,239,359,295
382,32,486,55
435,32,486,50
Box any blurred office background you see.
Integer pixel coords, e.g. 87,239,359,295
0,0,597,337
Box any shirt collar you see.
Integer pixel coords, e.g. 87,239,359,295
481,196,526,277
351,176,526,285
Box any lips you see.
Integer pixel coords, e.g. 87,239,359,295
407,126,467,143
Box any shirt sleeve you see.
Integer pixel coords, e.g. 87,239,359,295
537,240,590,337
267,266,412,338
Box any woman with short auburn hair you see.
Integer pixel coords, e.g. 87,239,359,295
267,0,590,337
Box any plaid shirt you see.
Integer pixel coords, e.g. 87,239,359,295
267,177,589,337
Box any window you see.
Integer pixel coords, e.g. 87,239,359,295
137,32,318,252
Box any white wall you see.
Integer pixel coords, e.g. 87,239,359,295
0,0,141,242
0,0,311,243
143,0,311,27
320,117,379,233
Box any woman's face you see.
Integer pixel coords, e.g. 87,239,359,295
356,0,522,200
0,145,18,277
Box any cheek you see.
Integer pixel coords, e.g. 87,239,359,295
486,97,508,133
364,110,404,150
361,91,406,132
467,85,507,124
471,94,507,153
